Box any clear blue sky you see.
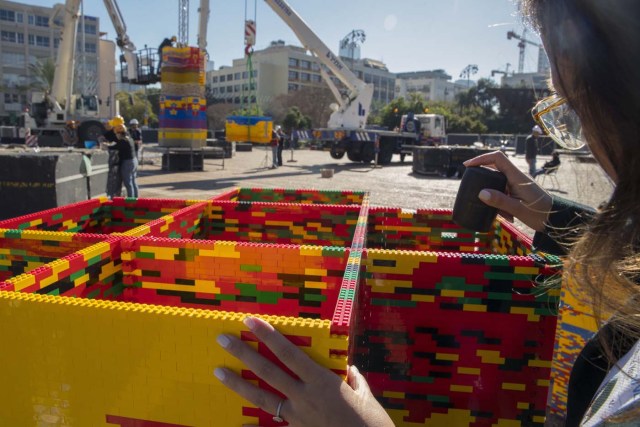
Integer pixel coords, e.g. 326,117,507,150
33,0,542,81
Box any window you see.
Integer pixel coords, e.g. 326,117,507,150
311,62,320,71
300,72,310,81
34,15,49,27
1,31,16,43
252,70,258,77
84,24,97,35
220,87,226,94
16,33,24,44
212,76,218,83
234,97,240,104
54,38,60,48
4,93,20,104
226,74,232,81
0,9,15,21
84,42,97,53
242,71,248,79
311,74,322,83
300,60,311,69
288,71,298,80
234,72,241,80
220,75,226,82
288,83,299,92
36,35,50,47
226,85,232,92
28,15,33,25
16,12,22,23
234,84,240,92
1,52,25,67
288,57,298,67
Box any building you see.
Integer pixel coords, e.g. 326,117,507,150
395,69,466,103
500,72,549,90
0,0,103,124
206,41,396,109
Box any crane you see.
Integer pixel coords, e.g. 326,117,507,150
507,29,542,74
491,63,511,78
264,0,373,129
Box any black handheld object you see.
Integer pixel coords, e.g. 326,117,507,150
452,166,507,232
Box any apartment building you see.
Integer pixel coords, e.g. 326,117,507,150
395,69,466,103
0,0,101,123
206,41,396,109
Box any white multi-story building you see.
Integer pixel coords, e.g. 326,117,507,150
395,69,466,103
206,41,396,109
0,0,104,123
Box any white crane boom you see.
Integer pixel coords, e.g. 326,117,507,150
50,0,80,112
103,0,139,82
263,0,373,128
197,0,210,53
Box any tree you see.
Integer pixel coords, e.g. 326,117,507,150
115,90,158,127
28,58,56,92
206,103,236,130
265,86,334,128
281,107,312,132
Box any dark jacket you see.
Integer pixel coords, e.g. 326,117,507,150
525,134,538,159
108,134,136,164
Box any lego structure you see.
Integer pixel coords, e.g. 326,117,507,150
0,188,589,426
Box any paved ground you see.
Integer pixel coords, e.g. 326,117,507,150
138,146,614,231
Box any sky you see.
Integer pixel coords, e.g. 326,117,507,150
29,0,543,82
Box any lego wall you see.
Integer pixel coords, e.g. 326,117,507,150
118,238,348,318
198,201,360,247
353,249,560,426
213,188,366,205
0,292,347,427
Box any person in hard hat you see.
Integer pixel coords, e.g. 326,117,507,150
105,118,139,198
129,118,143,160
61,120,79,148
157,35,176,72
525,124,542,175
270,127,279,169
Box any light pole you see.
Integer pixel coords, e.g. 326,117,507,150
459,64,478,89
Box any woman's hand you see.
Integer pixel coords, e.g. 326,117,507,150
214,316,395,427
463,151,552,232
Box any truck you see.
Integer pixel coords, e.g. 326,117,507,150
22,0,161,145
264,0,446,165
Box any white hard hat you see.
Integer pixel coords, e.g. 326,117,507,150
129,118,139,125
532,125,542,134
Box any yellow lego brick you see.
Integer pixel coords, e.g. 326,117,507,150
527,358,552,368
493,419,522,427
10,273,36,291
436,353,459,361
411,294,435,302
502,382,526,391
510,306,540,322
463,304,487,312
305,281,327,290
140,246,180,260
441,289,465,298
537,379,550,387
457,366,481,375
450,384,473,393
517,402,530,410
382,391,405,399
513,266,541,275
476,350,505,364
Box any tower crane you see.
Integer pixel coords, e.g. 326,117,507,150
339,29,365,66
507,29,542,74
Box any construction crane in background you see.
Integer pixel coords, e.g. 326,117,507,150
491,63,511,78
177,0,209,51
507,28,542,73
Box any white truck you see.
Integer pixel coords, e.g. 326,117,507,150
23,0,161,145
264,0,446,164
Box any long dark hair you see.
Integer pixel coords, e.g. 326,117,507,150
521,0,640,390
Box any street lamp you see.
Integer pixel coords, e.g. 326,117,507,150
459,64,478,89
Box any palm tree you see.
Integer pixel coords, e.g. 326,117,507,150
28,58,56,92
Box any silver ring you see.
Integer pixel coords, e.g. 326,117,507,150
272,399,285,423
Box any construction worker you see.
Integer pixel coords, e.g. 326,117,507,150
61,120,79,148
129,118,143,162
157,35,176,72
105,118,139,198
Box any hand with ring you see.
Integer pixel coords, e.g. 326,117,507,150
214,316,395,427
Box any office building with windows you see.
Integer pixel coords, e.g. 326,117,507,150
395,69,466,103
206,41,396,109
0,0,102,123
